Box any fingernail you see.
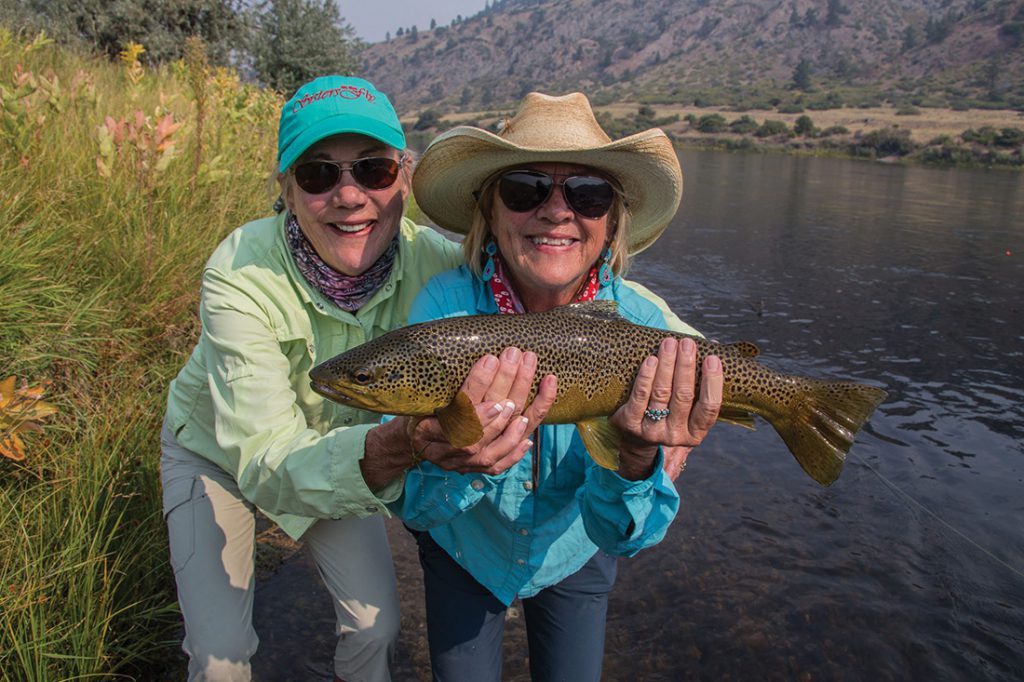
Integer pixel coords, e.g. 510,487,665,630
484,355,499,370
523,351,537,368
504,400,516,415
681,337,695,353
517,416,529,432
503,347,521,362
707,355,721,371
645,355,658,368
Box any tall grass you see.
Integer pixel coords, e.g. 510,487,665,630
0,27,282,679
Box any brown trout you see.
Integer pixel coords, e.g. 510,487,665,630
309,301,887,486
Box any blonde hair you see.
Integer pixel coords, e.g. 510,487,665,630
462,178,631,280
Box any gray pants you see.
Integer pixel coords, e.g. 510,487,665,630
160,424,399,681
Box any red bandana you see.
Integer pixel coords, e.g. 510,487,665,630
488,256,600,314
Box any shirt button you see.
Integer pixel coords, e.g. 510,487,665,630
365,506,378,513
470,479,484,491
518,528,528,536
343,417,352,424
523,481,534,491
515,558,525,566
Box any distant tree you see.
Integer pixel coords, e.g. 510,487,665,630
826,0,849,27
410,25,418,41
696,113,727,133
804,8,818,26
430,18,436,30
15,0,247,64
249,0,362,96
925,10,958,44
385,31,390,41
755,119,790,137
792,58,812,90
902,24,920,51
794,115,816,136
414,109,441,130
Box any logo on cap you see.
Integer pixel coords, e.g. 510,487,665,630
292,85,377,113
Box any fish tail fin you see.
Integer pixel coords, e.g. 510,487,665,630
772,380,887,486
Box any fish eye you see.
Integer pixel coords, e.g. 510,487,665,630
353,370,373,385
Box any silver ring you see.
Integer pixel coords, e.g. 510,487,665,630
643,407,670,421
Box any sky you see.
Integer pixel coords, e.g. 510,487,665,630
340,1,490,44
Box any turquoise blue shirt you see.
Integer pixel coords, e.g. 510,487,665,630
391,265,702,605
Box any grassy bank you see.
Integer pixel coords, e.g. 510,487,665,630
0,30,280,678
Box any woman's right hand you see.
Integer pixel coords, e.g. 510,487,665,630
408,347,558,475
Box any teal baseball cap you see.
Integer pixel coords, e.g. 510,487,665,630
277,76,405,173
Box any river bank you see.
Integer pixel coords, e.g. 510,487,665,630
412,103,1024,169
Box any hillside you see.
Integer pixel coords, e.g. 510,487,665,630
361,0,1024,113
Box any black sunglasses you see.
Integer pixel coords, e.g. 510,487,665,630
293,155,405,194
496,170,617,219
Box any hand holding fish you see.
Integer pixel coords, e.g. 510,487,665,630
405,348,558,475
612,337,724,480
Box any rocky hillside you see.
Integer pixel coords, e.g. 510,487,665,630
361,0,1024,112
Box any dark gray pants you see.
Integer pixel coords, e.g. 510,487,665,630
411,528,617,682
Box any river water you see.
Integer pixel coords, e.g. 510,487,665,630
248,149,1024,681
603,149,1024,681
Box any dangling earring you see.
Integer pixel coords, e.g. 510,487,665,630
598,246,613,286
481,239,498,281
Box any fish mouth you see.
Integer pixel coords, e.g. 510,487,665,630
310,381,352,403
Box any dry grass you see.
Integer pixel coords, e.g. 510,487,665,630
429,104,1024,144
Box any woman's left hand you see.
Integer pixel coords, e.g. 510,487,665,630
610,337,723,481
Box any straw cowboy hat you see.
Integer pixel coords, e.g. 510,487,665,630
412,91,683,254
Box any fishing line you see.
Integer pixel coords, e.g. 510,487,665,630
852,452,1024,581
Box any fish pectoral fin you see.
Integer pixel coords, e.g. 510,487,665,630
575,418,622,470
435,391,484,448
717,406,757,430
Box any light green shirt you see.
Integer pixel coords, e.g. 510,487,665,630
164,212,462,539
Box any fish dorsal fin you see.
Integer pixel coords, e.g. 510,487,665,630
726,341,761,358
435,390,484,448
550,300,623,322
575,417,622,470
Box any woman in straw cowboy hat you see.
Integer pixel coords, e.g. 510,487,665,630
392,92,723,681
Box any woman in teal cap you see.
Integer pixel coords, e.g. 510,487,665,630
160,76,556,681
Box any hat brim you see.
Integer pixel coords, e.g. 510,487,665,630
412,126,682,254
278,113,406,173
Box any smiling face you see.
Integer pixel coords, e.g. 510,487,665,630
488,162,612,312
282,133,409,276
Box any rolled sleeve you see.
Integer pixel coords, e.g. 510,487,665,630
578,450,680,556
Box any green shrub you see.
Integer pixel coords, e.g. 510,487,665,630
696,113,728,133
794,115,816,136
755,119,791,137
962,126,999,146
819,125,849,136
729,115,759,134
996,127,1024,147
777,103,805,114
896,105,921,115
855,126,915,156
